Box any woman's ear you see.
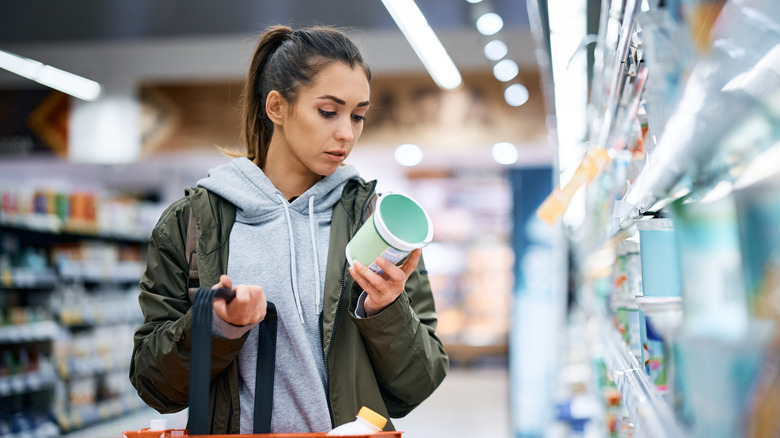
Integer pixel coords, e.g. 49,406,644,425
265,90,285,125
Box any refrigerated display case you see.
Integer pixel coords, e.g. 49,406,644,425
534,0,780,436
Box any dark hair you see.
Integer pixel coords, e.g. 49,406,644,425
239,25,372,167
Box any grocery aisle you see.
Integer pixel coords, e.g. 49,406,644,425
393,366,511,438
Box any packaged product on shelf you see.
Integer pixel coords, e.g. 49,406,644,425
626,301,642,363
643,316,667,393
671,195,748,339
636,216,682,298
623,238,643,297
733,163,780,319
675,322,773,438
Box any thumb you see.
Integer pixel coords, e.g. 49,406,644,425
214,274,233,290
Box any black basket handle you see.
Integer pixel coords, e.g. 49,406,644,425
189,287,277,435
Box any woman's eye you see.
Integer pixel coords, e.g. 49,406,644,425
318,109,337,118
352,114,366,122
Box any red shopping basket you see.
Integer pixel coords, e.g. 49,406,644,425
122,431,403,438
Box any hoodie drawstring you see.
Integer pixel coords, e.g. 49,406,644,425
308,195,322,315
277,194,305,324
275,194,322,324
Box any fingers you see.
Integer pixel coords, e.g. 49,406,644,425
213,274,233,290
349,261,382,295
211,278,267,326
399,249,421,276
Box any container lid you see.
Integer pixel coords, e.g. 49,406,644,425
374,193,434,251
357,406,387,430
636,217,674,231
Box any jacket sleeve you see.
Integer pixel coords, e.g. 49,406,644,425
350,255,450,418
129,200,247,413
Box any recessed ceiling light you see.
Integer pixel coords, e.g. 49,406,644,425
484,40,508,61
493,59,519,82
476,13,504,36
394,143,424,167
492,142,518,165
505,83,529,106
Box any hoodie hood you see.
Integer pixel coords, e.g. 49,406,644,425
197,157,359,223
197,157,360,323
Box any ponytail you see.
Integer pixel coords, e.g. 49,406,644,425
240,25,293,167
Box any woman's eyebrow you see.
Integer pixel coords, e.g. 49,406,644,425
317,95,370,107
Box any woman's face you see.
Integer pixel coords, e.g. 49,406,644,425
274,62,370,178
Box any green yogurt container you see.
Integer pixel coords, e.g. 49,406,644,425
346,193,433,274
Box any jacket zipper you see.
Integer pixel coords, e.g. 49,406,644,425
322,180,377,427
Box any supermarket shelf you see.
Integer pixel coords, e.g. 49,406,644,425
0,369,58,398
56,355,130,380
55,392,146,434
0,216,149,243
600,320,682,438
444,343,508,366
56,306,142,328
3,420,59,438
0,269,58,290
0,321,60,344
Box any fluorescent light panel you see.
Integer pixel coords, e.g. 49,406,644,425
381,0,462,90
0,49,102,101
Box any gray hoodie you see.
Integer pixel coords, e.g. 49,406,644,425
197,157,360,433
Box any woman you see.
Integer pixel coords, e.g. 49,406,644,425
129,25,449,434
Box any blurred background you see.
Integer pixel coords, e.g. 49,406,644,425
1,0,779,437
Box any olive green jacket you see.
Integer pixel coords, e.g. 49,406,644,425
130,178,449,433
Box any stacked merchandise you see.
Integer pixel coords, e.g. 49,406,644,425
0,181,165,436
549,0,780,436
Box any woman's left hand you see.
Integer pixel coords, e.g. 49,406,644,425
349,248,422,317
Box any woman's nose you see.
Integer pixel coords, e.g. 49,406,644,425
334,118,354,142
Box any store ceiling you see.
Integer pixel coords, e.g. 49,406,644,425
0,0,530,44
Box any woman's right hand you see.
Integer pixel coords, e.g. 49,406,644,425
212,274,267,326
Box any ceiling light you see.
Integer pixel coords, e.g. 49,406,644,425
381,0,462,90
476,12,504,36
484,40,508,61
505,83,530,106
493,59,519,82
0,49,102,101
394,143,424,166
492,142,518,165
466,0,483,3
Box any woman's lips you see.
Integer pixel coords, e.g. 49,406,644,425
324,151,346,161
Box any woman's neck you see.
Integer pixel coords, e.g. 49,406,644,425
262,164,321,201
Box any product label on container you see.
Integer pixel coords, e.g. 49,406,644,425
645,338,666,391
617,308,629,345
643,315,668,393
368,247,410,275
